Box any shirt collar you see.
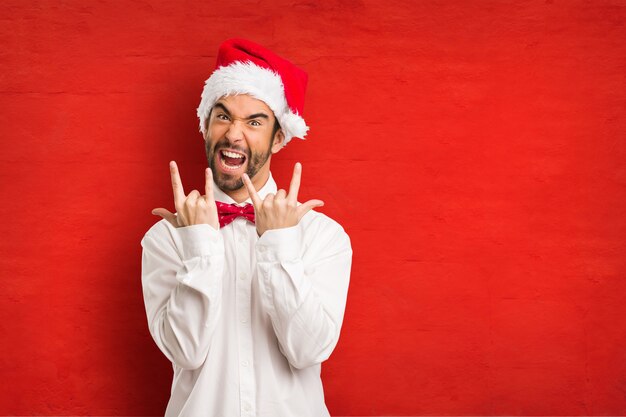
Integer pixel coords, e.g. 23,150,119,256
212,172,277,206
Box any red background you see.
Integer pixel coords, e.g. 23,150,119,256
1,0,625,415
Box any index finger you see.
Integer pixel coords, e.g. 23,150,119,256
287,162,302,203
241,173,262,207
169,161,186,204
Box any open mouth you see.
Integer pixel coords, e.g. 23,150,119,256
218,149,247,171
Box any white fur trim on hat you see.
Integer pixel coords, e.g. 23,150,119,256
196,61,309,145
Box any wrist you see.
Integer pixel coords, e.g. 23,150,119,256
256,225,301,262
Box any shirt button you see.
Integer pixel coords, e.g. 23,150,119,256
241,360,249,367
239,273,246,280
241,317,248,324
244,404,251,412
258,245,266,253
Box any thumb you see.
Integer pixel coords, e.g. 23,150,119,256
152,208,179,227
296,199,324,220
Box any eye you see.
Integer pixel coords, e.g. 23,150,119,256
249,120,261,127
216,113,230,121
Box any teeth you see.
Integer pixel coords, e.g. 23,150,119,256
221,150,244,159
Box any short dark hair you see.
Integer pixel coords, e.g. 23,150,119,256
271,118,281,137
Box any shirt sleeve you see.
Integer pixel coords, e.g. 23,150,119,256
141,221,225,370
255,215,353,369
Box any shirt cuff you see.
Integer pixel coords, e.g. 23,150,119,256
256,225,302,262
176,224,223,260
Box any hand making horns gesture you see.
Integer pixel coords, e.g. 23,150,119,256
242,162,324,237
152,161,220,230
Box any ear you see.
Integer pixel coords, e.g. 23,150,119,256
271,129,285,154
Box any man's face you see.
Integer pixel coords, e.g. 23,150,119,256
203,94,284,192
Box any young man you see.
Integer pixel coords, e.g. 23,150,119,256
141,39,353,417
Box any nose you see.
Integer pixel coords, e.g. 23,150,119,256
225,119,244,143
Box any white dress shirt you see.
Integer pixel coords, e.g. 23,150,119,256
141,172,353,417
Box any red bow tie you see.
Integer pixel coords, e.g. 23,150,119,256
215,201,255,228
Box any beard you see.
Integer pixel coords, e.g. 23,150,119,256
205,136,272,192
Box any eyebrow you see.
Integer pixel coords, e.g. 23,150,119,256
214,102,270,120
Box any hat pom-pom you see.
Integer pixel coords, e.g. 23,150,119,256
281,111,309,145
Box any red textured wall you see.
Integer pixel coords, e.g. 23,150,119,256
1,0,625,415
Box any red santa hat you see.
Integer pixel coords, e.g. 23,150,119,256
197,38,309,145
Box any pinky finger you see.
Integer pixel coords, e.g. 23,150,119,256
205,168,215,202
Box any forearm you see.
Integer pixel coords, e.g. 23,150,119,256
256,224,352,369
142,223,225,370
